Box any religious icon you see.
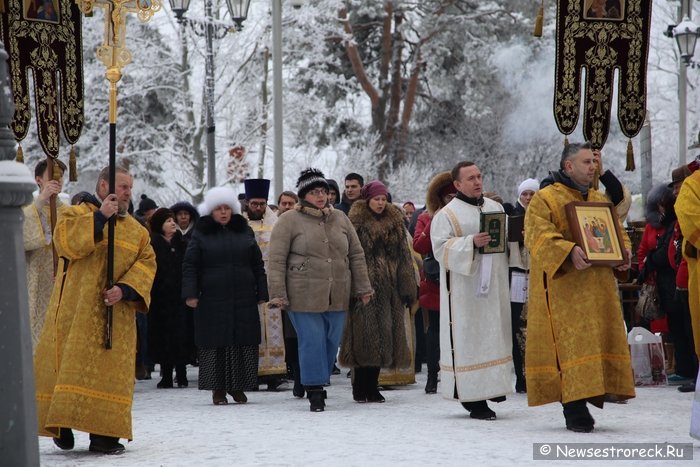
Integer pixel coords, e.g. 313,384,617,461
583,0,624,20
24,0,59,23
565,201,625,265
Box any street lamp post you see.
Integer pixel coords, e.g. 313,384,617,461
667,0,699,166
168,0,251,190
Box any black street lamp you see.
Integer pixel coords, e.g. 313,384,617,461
167,0,251,189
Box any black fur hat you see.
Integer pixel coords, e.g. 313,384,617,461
149,208,174,234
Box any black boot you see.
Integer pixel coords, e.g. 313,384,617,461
89,434,125,454
175,364,188,388
365,367,385,403
291,360,304,398
562,399,595,432
307,386,326,412
352,367,367,402
53,427,74,450
425,372,438,394
157,364,173,388
461,400,496,420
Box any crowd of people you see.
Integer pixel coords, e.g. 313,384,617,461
22,142,700,454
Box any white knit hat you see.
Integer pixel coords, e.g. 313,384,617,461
198,186,240,216
517,178,539,197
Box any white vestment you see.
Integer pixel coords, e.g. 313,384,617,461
431,196,514,402
245,207,286,376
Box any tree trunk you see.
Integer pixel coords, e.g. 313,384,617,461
258,46,270,178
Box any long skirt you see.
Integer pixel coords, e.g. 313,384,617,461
198,345,258,392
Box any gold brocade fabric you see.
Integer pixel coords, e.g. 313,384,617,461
23,199,66,350
524,183,635,407
554,1,652,148
0,0,84,156
675,172,700,359
379,305,416,386
34,204,155,440
246,209,286,377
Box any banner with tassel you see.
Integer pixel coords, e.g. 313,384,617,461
15,144,23,163
625,139,635,171
534,1,544,37
69,146,78,182
553,1,652,149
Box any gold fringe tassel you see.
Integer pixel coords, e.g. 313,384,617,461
564,136,569,146
534,1,544,37
16,144,24,163
69,146,78,181
625,139,635,171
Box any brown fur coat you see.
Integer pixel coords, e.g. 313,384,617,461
338,201,417,369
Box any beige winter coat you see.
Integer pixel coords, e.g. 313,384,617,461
267,202,373,312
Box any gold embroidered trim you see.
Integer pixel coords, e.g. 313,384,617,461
440,355,513,373
443,237,459,271
560,352,630,370
442,207,463,238
524,365,560,375
54,384,132,405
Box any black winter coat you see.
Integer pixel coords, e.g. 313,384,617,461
182,214,268,349
148,231,195,365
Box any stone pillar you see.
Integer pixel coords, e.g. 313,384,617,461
0,41,41,465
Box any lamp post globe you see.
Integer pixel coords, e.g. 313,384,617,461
226,0,252,29
673,16,700,64
168,0,191,22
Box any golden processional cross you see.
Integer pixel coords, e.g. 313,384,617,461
74,0,161,349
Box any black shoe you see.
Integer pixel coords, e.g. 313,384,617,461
563,400,595,433
267,378,285,392
229,390,248,403
366,389,385,403
461,401,496,420
53,428,74,450
346,370,352,378
89,434,125,454
157,378,173,389
332,364,341,375
678,382,696,393
307,387,326,412
175,366,188,388
516,379,527,394
177,378,188,388
293,381,305,398
425,373,438,394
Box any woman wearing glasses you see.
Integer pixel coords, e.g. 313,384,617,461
268,168,373,412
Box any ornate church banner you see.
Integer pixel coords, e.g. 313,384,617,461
0,0,84,157
554,0,653,148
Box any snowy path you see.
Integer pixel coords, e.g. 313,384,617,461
39,367,699,466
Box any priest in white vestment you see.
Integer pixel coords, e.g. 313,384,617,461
431,161,514,420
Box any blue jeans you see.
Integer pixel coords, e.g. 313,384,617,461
287,311,345,386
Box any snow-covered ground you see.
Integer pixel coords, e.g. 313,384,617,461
39,366,699,466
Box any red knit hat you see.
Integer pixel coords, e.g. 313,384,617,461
361,180,388,200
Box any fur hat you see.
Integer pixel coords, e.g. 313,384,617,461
244,178,271,200
138,194,157,213
149,208,174,235
426,171,455,215
517,178,539,197
361,180,388,200
198,186,240,216
296,168,330,199
668,165,692,188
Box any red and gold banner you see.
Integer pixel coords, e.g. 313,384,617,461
554,0,652,148
0,0,84,157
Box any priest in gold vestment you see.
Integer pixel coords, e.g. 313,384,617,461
524,142,635,433
34,167,156,454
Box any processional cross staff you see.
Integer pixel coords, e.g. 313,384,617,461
74,0,160,349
